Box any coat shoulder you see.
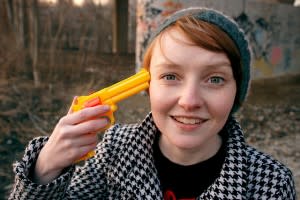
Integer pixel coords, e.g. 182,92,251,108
245,145,296,199
245,145,292,176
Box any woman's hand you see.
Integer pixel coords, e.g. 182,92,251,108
33,99,110,184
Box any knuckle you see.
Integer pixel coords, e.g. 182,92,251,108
58,116,66,125
59,127,69,137
78,110,88,120
62,139,72,149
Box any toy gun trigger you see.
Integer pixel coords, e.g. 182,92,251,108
104,103,117,128
83,97,102,108
81,97,117,124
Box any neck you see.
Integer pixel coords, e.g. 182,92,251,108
158,134,223,166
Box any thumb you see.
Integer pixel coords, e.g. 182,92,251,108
67,96,78,114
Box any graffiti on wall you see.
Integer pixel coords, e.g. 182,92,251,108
234,12,288,76
136,0,183,70
136,0,300,78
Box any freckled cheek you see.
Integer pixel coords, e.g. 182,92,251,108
209,90,236,118
149,83,175,113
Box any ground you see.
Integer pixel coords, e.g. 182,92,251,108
0,54,299,198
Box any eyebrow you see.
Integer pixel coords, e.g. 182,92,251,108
153,61,232,70
205,61,232,69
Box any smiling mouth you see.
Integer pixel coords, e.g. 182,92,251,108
171,116,206,125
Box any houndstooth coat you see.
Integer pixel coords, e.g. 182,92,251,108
9,113,296,200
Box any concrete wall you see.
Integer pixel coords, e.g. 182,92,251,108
135,0,300,79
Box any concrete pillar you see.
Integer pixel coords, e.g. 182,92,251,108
112,0,128,54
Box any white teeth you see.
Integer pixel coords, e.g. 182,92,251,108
173,116,202,124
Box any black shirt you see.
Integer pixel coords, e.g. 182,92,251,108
153,131,227,199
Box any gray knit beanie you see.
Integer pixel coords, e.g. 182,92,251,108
146,7,252,113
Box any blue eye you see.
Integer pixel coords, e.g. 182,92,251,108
209,76,224,84
163,74,176,80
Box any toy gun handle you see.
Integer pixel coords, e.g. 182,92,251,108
72,69,150,162
75,104,117,163
74,101,116,163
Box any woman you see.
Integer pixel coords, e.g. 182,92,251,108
10,7,296,199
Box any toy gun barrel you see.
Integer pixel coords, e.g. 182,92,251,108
93,68,150,105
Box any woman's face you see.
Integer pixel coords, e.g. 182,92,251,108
149,28,236,162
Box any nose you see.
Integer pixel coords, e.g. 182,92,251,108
178,82,204,111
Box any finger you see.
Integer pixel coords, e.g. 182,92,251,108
76,142,98,159
73,132,98,147
61,132,98,149
68,96,78,115
67,118,109,136
65,105,110,125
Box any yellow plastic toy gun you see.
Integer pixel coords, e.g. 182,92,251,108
72,68,150,162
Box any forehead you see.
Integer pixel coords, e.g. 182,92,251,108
159,26,194,48
150,27,231,68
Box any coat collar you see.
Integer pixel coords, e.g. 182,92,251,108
106,113,162,198
198,117,247,199
109,113,247,199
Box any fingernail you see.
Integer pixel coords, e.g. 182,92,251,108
102,105,110,111
73,96,78,103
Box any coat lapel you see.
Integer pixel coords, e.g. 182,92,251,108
107,113,163,199
199,117,247,200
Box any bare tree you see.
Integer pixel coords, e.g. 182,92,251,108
26,0,40,86
49,0,70,68
3,0,13,32
1,0,26,78
14,0,25,49
2,0,39,85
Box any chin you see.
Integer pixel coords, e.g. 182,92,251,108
173,137,203,150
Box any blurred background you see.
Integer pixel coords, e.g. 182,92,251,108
0,0,299,198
